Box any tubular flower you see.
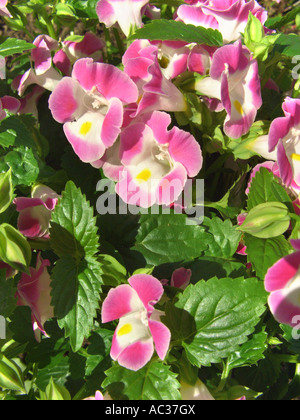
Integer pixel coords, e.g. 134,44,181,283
0,0,11,17
195,40,262,139
14,185,60,240
0,95,21,120
15,254,54,339
53,32,105,76
177,0,268,44
123,40,187,117
49,57,138,163
116,111,203,208
265,240,300,327
96,0,149,37
102,274,171,371
18,35,62,96
268,97,300,188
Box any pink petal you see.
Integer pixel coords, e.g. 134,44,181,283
128,274,164,314
148,319,171,360
116,339,154,371
171,268,192,289
157,163,187,206
268,290,300,327
102,284,144,323
72,58,138,104
49,77,85,124
265,251,300,292
101,97,123,148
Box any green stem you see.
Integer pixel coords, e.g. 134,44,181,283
216,360,231,393
40,9,57,40
113,27,125,56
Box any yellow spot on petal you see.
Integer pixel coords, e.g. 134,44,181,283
117,323,133,337
234,100,244,116
291,153,300,162
80,121,92,136
136,169,152,183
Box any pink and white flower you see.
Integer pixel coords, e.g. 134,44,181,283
49,57,138,163
53,32,105,76
14,185,60,240
115,111,202,208
0,95,21,120
265,240,300,327
102,274,171,371
96,0,149,36
18,35,62,96
195,40,262,138
177,0,268,44
123,40,187,117
15,253,54,339
0,0,11,17
268,97,300,188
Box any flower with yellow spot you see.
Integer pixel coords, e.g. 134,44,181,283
101,274,171,371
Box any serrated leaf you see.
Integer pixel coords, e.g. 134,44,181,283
164,277,267,367
0,38,35,57
50,181,99,260
129,20,223,46
244,234,291,280
203,217,241,259
102,362,181,400
0,146,39,187
51,256,103,352
132,214,211,265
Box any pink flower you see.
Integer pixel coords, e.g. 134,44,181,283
101,274,171,371
0,0,11,17
49,58,138,163
114,111,202,208
15,254,54,339
195,40,262,138
0,95,21,120
265,240,300,327
177,0,268,43
268,97,300,188
14,185,60,240
162,267,192,290
53,33,105,76
18,35,62,96
123,40,187,117
96,0,149,36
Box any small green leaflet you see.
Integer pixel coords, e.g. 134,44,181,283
129,20,223,46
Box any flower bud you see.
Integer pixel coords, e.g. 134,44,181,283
237,202,290,239
0,169,13,214
0,224,31,273
0,354,26,393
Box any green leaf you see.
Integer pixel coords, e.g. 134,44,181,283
40,377,71,401
0,354,26,393
273,33,300,57
247,167,293,212
164,277,267,367
102,362,181,400
265,6,300,30
129,20,223,46
244,234,292,280
0,146,39,188
0,115,37,150
65,0,98,18
51,256,103,352
132,214,212,265
0,38,35,57
0,169,13,215
203,217,241,259
50,181,100,261
98,254,127,286
0,269,16,317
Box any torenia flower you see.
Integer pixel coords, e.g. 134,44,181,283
123,40,187,117
177,0,268,43
49,58,138,163
15,253,54,339
102,274,171,371
96,0,149,36
268,98,300,188
265,240,300,327
195,40,262,138
161,267,192,290
0,95,21,120
0,0,11,17
18,35,62,96
116,111,203,208
54,33,105,76
14,185,60,240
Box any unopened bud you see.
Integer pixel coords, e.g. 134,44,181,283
0,224,31,273
237,202,290,238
